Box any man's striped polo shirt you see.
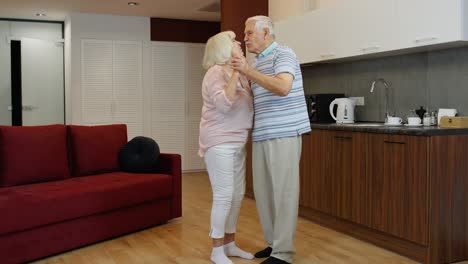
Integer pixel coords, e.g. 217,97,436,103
251,42,311,142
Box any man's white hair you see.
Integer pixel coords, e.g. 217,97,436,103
246,15,275,38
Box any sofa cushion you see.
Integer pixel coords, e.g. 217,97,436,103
0,172,172,235
0,125,70,187
68,124,127,176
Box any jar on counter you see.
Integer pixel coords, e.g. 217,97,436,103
423,112,431,126
430,111,437,126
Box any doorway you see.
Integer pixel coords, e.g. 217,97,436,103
0,19,64,126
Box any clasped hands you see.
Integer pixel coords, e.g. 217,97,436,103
229,54,249,75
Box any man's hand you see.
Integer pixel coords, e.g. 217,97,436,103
230,55,249,75
230,54,293,97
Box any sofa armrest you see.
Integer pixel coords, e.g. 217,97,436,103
153,153,182,218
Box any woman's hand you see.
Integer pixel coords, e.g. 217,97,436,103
224,69,240,102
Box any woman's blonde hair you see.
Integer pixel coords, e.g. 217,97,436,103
202,31,236,70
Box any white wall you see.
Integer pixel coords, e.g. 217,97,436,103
68,12,151,135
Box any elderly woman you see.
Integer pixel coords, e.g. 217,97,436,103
199,31,254,264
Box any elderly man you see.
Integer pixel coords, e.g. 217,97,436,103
230,15,311,264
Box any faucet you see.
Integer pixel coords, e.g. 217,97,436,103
370,78,391,121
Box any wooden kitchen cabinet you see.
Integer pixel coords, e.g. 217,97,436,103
246,128,468,263
367,134,429,246
299,130,367,223
306,130,332,213
299,133,311,207
330,131,367,225
298,129,368,224
301,130,428,244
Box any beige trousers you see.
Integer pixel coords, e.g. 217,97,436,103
252,136,302,263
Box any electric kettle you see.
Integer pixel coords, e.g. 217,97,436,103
329,98,356,123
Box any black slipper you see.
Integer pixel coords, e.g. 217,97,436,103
254,246,272,258
260,256,290,264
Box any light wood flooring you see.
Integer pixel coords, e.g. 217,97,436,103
33,172,420,264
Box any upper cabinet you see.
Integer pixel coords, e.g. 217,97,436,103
395,0,464,49
311,7,354,61
350,0,398,56
275,7,352,63
274,0,468,64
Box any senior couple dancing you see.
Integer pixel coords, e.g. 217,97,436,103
198,15,311,264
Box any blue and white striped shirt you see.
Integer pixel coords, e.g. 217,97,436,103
251,42,311,142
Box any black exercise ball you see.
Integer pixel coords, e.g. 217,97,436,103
118,136,160,173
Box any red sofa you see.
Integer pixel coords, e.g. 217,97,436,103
0,124,182,264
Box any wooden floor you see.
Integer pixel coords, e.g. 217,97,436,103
33,172,419,264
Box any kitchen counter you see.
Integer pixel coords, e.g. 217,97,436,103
311,122,468,136
291,127,468,263
244,122,468,263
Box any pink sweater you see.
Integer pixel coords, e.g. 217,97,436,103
198,65,253,157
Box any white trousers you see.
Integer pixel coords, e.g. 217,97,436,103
253,136,302,263
204,142,246,239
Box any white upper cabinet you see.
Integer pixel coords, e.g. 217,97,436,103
396,0,465,48
275,15,309,63
274,0,468,64
350,0,398,55
311,7,350,61
275,7,353,63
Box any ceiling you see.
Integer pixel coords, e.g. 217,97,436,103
0,0,220,22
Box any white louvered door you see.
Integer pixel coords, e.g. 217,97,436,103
151,42,186,166
81,39,143,140
82,40,113,123
186,44,206,171
113,41,143,140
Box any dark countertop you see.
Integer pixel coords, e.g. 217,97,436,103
311,122,468,136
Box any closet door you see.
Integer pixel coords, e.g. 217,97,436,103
81,39,143,139
185,43,206,171
81,39,113,124
151,42,186,163
113,41,143,140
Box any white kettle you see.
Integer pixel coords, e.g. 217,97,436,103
329,98,356,123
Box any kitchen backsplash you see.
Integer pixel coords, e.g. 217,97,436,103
302,46,468,122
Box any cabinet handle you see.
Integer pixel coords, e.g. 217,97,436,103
384,140,405,145
320,53,335,58
361,46,380,52
22,105,36,111
335,136,352,140
414,36,438,43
